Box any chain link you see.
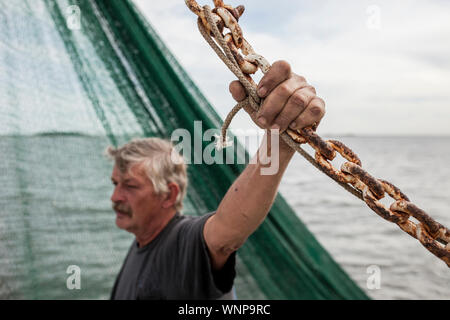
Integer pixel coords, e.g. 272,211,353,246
185,0,450,267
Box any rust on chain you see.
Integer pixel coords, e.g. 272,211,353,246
241,38,254,56
300,127,336,160
212,0,224,7
230,5,245,21
341,162,385,199
216,5,245,21
215,7,243,48
315,153,348,184
314,139,362,184
328,140,361,166
186,0,450,267
186,0,224,36
400,220,450,266
392,200,450,243
364,192,410,224
379,179,410,202
213,1,245,21
286,128,307,144
224,33,258,74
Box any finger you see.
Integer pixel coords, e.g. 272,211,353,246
229,81,261,128
229,80,247,102
257,60,292,98
272,86,314,132
257,75,308,128
289,97,325,130
284,86,316,129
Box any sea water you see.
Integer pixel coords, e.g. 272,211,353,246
0,135,448,299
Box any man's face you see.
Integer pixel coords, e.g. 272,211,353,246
110,163,164,234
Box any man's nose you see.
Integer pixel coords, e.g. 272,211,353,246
111,186,125,203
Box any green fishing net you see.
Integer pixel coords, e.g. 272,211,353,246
0,0,368,299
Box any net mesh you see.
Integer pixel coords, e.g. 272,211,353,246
0,0,369,299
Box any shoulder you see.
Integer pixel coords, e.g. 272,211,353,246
154,211,215,248
173,211,215,235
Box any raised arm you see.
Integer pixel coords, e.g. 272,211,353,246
203,61,326,270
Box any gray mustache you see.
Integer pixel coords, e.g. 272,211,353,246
112,203,132,215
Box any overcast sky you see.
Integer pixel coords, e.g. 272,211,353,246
133,0,450,136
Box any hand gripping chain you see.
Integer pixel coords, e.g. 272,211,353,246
185,0,450,267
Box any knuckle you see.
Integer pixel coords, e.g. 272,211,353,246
292,115,305,129
314,97,326,109
318,97,326,107
306,85,317,94
276,112,291,125
309,103,325,118
295,75,306,83
273,60,291,76
275,114,294,132
277,83,292,97
291,92,306,107
257,108,270,121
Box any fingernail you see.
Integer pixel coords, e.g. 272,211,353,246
289,122,296,129
258,86,267,97
258,116,266,126
271,123,280,131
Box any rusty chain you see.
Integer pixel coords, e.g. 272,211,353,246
185,0,450,267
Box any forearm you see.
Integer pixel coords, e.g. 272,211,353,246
214,130,295,249
207,61,325,267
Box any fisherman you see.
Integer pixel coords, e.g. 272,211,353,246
108,61,325,299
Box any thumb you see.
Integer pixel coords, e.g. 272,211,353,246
229,80,247,102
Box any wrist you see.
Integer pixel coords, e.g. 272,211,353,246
279,134,295,155
261,129,295,162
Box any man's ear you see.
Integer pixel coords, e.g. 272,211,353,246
162,182,180,209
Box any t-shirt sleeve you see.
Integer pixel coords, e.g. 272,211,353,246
176,212,236,299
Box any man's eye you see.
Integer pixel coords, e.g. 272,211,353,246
126,185,137,189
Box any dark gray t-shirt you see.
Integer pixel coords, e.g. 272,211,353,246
110,212,236,300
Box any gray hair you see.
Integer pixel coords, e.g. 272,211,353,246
105,137,187,212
